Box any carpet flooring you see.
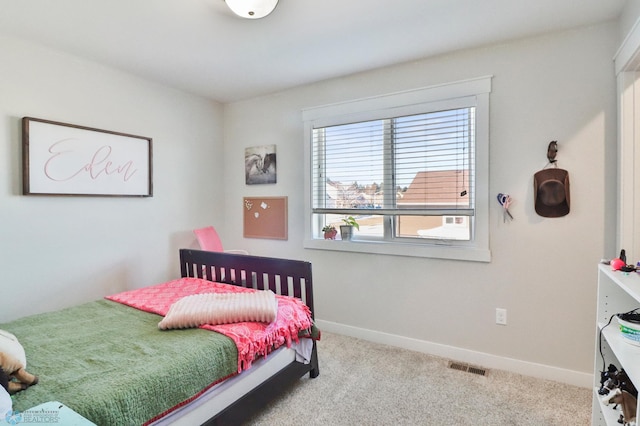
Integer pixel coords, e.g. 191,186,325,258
244,332,592,425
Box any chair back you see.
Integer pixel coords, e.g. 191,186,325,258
193,226,224,252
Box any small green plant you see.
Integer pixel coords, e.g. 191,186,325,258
341,216,360,230
322,225,336,232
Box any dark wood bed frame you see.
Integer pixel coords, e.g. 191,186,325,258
179,249,319,425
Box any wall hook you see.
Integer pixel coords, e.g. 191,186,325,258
547,141,558,164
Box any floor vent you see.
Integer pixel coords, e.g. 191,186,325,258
448,361,488,376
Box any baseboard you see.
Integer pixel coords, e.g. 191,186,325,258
315,319,593,389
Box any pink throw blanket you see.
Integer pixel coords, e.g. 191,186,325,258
106,278,312,372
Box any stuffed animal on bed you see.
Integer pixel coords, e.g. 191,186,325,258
0,330,38,394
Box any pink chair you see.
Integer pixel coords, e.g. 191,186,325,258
193,226,248,254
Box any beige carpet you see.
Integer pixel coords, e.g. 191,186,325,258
244,332,592,425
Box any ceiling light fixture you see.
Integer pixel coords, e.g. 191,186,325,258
225,0,279,19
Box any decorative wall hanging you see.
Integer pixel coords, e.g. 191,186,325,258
533,141,570,218
245,144,276,185
496,193,514,222
243,196,287,240
22,117,153,197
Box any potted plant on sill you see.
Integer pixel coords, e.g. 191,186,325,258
340,216,359,241
322,225,338,240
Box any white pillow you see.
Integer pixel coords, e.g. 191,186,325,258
0,329,26,368
158,290,278,330
0,385,11,419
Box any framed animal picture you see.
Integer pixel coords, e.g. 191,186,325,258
245,145,276,185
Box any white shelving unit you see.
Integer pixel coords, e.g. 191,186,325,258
593,264,640,425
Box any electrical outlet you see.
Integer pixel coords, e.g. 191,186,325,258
496,308,507,325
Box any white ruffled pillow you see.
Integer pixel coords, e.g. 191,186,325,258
158,290,278,330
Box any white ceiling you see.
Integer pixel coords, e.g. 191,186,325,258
0,0,626,103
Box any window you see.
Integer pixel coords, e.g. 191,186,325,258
303,77,491,262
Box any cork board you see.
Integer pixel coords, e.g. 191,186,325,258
243,196,288,240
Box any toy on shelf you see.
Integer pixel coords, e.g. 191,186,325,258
602,388,637,426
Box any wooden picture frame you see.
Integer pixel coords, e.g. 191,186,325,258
22,117,153,197
243,196,288,240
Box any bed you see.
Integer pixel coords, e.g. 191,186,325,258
1,249,319,425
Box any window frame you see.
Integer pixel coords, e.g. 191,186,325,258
302,76,492,262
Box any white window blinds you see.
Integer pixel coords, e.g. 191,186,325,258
311,107,475,217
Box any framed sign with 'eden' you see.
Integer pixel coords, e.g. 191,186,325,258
22,117,153,197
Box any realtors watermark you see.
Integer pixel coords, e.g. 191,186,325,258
5,407,61,424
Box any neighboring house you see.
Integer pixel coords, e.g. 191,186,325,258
325,180,370,209
399,170,470,208
401,170,471,239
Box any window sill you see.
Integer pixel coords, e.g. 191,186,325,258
303,238,491,262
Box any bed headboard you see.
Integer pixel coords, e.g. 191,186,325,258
179,249,315,317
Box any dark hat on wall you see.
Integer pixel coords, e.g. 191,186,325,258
533,168,570,218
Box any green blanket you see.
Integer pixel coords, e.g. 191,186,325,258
2,300,238,425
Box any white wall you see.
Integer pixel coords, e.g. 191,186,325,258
224,22,619,385
0,36,224,322
620,0,640,43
